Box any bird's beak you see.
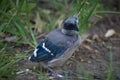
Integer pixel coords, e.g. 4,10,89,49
73,12,80,20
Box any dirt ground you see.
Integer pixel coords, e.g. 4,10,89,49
16,14,120,80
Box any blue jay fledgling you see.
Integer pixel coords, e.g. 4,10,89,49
29,13,82,78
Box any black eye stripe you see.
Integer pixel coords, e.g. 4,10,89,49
63,17,79,31
63,23,79,31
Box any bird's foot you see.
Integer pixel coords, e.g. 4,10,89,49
47,67,65,79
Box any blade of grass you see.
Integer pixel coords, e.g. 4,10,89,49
0,23,7,32
80,1,98,34
25,0,37,47
0,52,29,71
96,11,120,14
106,51,115,80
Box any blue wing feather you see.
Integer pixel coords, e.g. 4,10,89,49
29,40,67,62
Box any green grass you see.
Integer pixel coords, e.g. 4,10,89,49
73,0,99,34
106,51,115,80
0,44,29,80
0,0,119,80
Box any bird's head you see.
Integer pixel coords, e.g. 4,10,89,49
62,13,79,35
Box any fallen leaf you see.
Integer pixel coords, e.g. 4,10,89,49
105,29,116,38
85,39,94,43
93,34,99,40
82,44,94,51
82,44,99,53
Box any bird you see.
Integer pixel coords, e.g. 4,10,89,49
29,13,82,78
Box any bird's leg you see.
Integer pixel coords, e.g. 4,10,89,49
47,67,65,79
48,66,77,79
40,62,64,79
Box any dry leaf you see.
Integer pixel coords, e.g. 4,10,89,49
82,44,99,53
85,39,94,43
105,29,116,38
93,34,99,40
82,44,93,51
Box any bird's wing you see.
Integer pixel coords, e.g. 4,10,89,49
47,35,81,67
29,39,68,62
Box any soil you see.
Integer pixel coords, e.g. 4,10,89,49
16,14,120,80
